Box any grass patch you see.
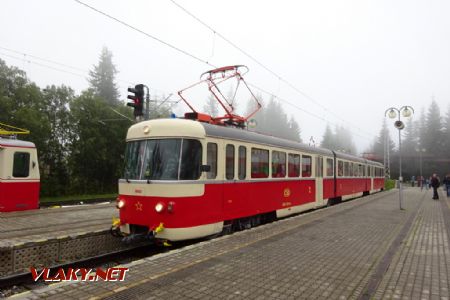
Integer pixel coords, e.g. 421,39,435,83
385,179,396,190
40,193,117,203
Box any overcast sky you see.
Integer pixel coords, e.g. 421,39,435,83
1,0,449,152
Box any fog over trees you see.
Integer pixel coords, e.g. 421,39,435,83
320,124,357,155
2,46,450,197
0,48,171,196
245,97,302,143
367,100,450,180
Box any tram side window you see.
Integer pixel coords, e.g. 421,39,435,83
226,145,235,180
179,140,202,180
349,163,354,177
251,148,269,178
344,162,349,177
206,143,217,179
238,146,246,180
13,152,30,177
326,158,334,177
288,153,300,177
338,161,343,177
272,151,286,178
302,155,312,177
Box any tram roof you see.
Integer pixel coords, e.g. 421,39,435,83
202,122,332,156
0,138,36,148
202,123,381,166
128,119,382,166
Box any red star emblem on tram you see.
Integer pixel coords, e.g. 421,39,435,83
135,201,143,211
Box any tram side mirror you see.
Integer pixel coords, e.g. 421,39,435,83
32,161,36,169
200,165,211,172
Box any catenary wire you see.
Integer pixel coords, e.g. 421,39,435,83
169,0,375,137
0,47,170,97
69,2,374,143
73,0,374,142
73,0,216,68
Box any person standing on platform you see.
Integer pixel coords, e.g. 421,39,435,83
431,173,440,200
444,174,450,197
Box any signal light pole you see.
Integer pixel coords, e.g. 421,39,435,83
385,106,414,210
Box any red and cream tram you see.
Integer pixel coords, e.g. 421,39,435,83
114,118,384,242
0,138,40,212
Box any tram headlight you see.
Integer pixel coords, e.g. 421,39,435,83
117,200,125,209
155,202,165,213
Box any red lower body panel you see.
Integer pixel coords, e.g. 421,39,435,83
0,181,40,212
119,180,315,230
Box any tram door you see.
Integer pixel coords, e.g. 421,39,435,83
315,156,324,206
370,166,374,191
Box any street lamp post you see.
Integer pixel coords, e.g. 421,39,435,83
385,106,414,210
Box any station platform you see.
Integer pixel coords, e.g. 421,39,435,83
14,188,450,299
0,203,119,277
0,203,116,246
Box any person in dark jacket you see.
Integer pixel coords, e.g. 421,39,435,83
444,174,450,197
431,173,440,200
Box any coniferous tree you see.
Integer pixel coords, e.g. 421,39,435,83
443,105,450,153
203,95,219,117
287,116,302,142
320,124,334,149
88,47,120,106
334,125,357,154
423,100,443,160
245,96,302,142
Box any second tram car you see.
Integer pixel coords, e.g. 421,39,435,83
0,138,40,212
115,118,384,242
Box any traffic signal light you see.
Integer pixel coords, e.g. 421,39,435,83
127,84,145,117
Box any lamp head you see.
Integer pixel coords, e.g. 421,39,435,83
402,107,412,117
388,109,397,119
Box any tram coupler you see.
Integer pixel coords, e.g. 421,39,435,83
110,217,124,237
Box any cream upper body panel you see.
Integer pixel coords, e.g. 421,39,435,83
0,146,40,180
127,119,207,140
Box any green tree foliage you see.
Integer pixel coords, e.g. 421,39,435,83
246,97,301,142
0,59,74,196
68,91,131,194
88,47,120,106
0,52,133,197
39,85,74,196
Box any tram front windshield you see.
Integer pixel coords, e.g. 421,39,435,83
123,139,202,180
